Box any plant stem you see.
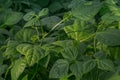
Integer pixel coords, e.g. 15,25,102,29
43,18,68,38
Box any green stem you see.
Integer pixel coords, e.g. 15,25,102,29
93,22,104,52
43,18,68,38
79,33,95,43
30,64,38,80
35,27,40,41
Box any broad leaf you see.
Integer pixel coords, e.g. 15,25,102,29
107,73,120,80
96,29,120,46
16,44,49,66
3,40,19,58
49,59,69,78
83,60,96,74
61,47,78,61
49,1,62,13
0,65,8,76
101,13,120,24
70,61,83,79
64,20,94,41
70,0,102,20
14,28,37,43
41,16,61,30
97,59,115,71
4,11,23,25
22,74,28,80
11,58,26,80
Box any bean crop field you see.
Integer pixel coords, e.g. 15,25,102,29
0,0,120,80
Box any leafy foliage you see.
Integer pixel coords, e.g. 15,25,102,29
0,0,120,80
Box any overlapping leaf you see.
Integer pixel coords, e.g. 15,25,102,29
11,58,26,80
16,44,49,66
49,59,69,78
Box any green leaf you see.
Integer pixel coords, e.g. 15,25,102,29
14,28,37,43
38,8,49,17
61,47,78,61
3,40,19,58
70,61,83,79
39,55,50,68
97,59,115,71
22,74,28,80
16,44,49,66
101,13,120,24
11,58,26,80
49,1,62,13
41,16,61,30
24,18,37,27
23,11,36,21
96,29,120,46
64,20,94,41
71,0,102,20
107,73,120,80
0,77,4,80
83,60,96,74
33,0,49,7
0,65,8,76
4,11,23,25
49,59,69,78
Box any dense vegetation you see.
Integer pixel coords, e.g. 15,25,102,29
0,0,120,80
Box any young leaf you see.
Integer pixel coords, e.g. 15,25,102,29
11,58,26,80
49,59,69,78
97,59,115,71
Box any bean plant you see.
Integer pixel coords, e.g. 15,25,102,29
0,0,120,80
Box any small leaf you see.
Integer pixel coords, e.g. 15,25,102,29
97,59,115,71
38,8,49,17
23,11,36,21
11,58,26,80
49,59,69,78
83,60,96,74
24,18,37,27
